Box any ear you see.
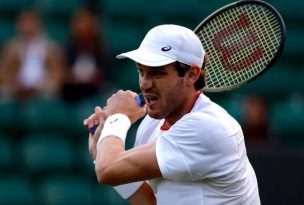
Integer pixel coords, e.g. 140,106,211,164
186,65,201,85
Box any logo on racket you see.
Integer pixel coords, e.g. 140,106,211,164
213,14,263,71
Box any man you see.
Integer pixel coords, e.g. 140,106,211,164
0,10,64,99
84,24,260,205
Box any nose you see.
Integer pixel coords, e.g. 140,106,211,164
139,75,153,91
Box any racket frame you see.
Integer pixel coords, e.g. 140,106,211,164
194,0,286,92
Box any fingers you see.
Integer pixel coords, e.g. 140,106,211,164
83,106,104,128
106,90,137,104
95,106,106,123
83,113,95,128
84,89,138,128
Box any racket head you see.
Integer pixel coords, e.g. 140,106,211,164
194,0,286,92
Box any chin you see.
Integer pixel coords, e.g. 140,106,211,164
147,109,164,120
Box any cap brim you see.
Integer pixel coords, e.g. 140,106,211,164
116,49,176,67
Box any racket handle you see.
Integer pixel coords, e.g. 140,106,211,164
135,93,145,107
88,93,145,135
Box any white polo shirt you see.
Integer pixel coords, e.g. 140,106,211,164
134,93,260,205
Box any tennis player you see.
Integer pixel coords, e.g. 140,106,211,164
84,24,260,205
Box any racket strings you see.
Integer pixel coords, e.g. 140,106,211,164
196,3,283,91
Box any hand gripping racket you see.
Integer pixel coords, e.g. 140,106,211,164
89,0,285,134
88,94,145,135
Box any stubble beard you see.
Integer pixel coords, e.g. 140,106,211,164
147,79,185,119
163,80,185,121
147,79,185,121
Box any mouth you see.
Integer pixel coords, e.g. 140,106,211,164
145,94,159,106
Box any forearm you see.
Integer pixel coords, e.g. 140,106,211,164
93,111,161,186
95,135,157,203
94,136,161,186
95,137,126,185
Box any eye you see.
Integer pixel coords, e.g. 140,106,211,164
150,69,166,76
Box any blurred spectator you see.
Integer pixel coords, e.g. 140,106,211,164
241,95,277,152
0,10,65,100
60,8,109,102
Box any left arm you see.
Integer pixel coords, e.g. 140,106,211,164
85,90,162,186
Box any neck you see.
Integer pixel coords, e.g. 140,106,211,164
165,90,201,125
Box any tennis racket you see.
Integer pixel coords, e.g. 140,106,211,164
89,0,285,134
196,0,286,92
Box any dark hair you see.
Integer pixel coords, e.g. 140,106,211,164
174,55,208,90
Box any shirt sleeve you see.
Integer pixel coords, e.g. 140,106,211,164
134,115,162,147
156,113,241,181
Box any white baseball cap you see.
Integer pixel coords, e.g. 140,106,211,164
116,24,205,68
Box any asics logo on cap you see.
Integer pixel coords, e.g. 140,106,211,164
161,46,171,52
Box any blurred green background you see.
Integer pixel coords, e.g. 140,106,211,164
0,0,303,204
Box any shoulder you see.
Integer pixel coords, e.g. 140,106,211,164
173,106,240,140
2,38,20,51
135,115,163,146
138,115,162,130
163,95,242,153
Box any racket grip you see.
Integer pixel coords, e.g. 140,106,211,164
88,93,145,135
135,93,145,107
89,126,97,135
